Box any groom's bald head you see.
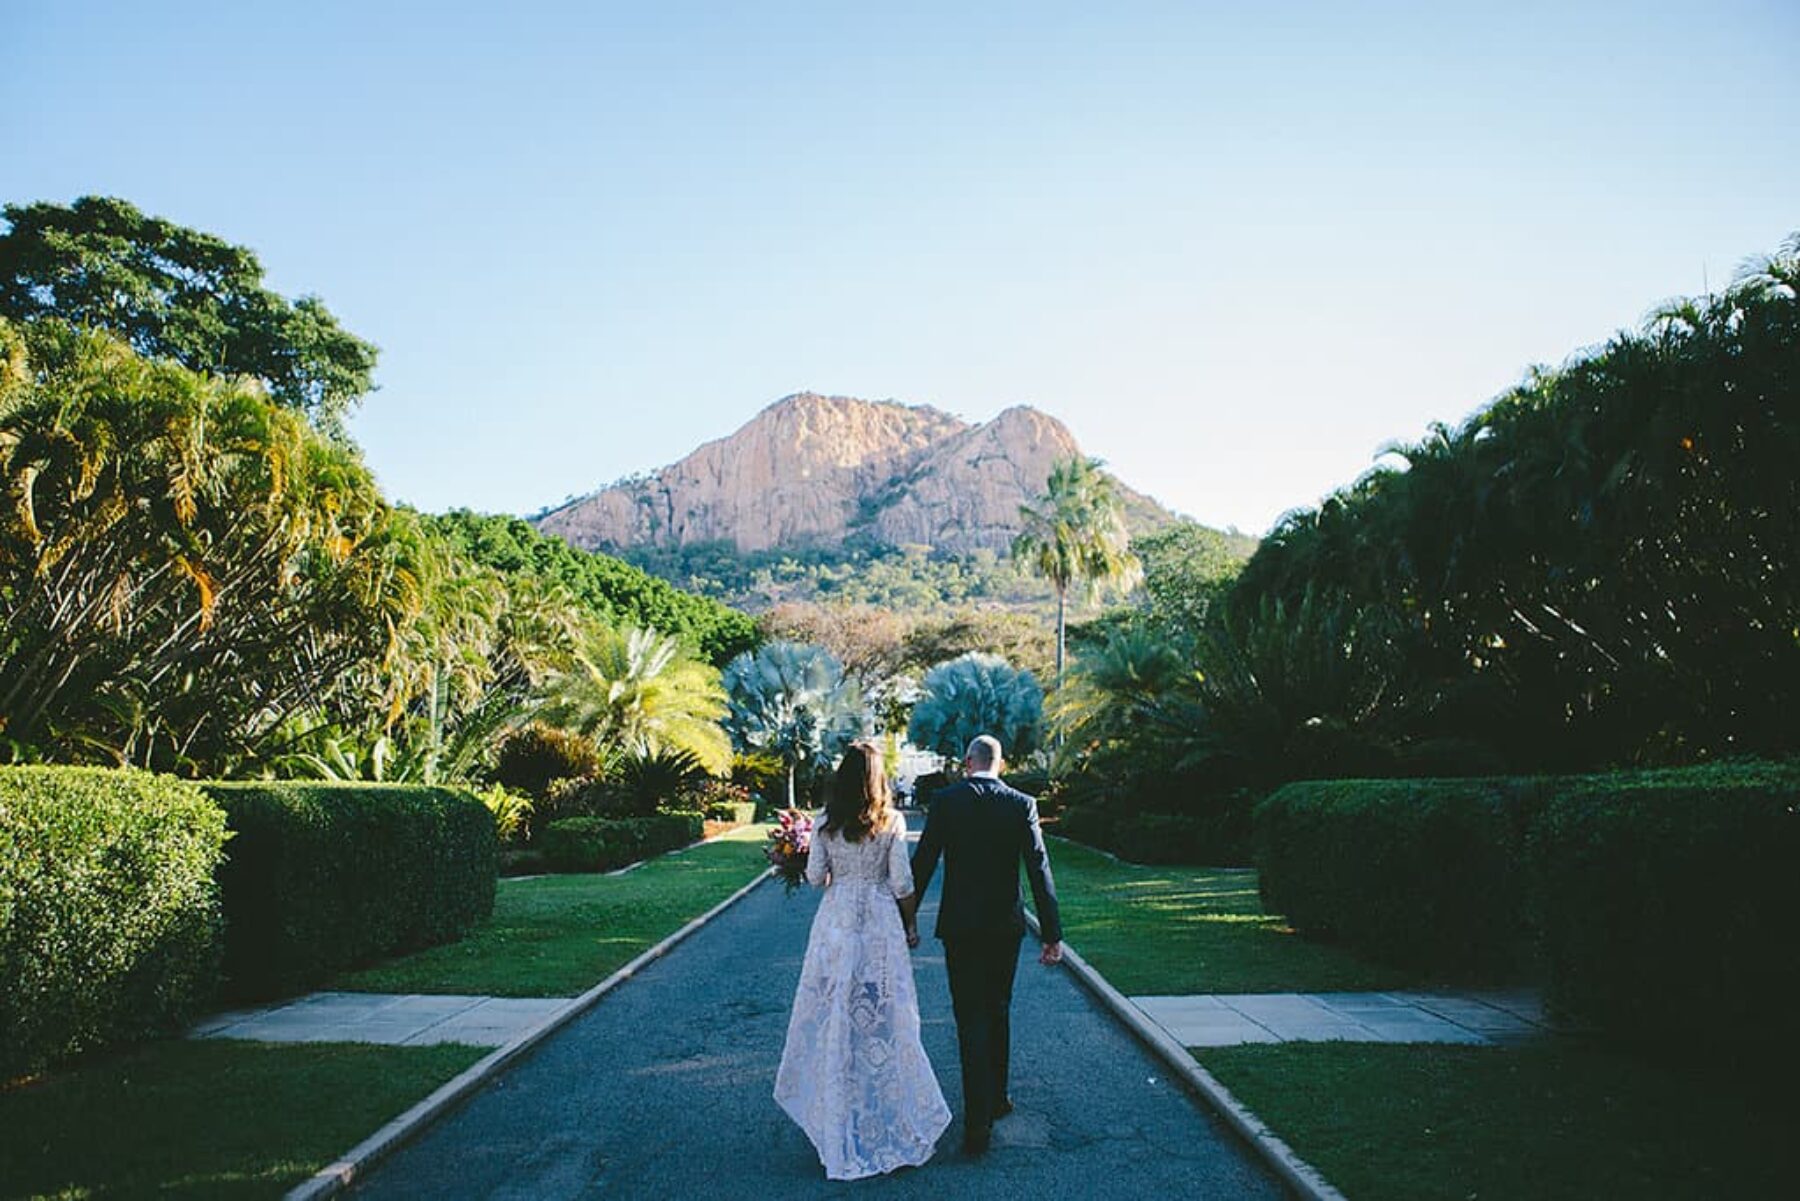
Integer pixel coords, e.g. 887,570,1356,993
964,735,1003,773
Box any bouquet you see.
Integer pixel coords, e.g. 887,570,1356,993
765,808,815,894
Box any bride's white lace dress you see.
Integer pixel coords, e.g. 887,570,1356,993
775,811,951,1180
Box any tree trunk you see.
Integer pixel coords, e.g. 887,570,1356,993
786,761,796,811
1055,585,1067,687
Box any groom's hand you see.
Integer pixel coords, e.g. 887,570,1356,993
1039,940,1064,966
905,926,921,950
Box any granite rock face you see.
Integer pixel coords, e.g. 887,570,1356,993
534,392,1168,554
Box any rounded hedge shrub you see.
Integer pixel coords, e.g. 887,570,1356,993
541,812,704,873
203,782,496,999
1255,776,1540,975
0,766,228,1077
1531,762,1800,1045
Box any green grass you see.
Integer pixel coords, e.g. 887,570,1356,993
1200,1042,1794,1201
0,1039,484,1200
334,823,772,996
1047,837,1431,994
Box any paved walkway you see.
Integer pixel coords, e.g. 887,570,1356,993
1133,988,1549,1048
192,993,567,1047
349,845,1286,1199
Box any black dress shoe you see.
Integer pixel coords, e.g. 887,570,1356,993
994,1098,1014,1119
962,1125,991,1156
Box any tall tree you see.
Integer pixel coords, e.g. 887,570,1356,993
1012,455,1143,688
0,197,377,426
0,319,404,773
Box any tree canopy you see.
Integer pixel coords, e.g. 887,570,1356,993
0,197,377,425
427,510,758,666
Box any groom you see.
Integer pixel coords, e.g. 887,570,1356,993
909,734,1063,1156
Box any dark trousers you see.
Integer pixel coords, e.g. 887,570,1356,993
943,932,1023,1132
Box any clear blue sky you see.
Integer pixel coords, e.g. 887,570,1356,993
6,1,1796,535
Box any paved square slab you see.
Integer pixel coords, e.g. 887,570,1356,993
1128,989,1552,1048
190,992,568,1047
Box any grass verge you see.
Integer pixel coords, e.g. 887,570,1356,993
1199,1042,1793,1201
334,823,771,996
0,1040,483,1200
1047,837,1432,994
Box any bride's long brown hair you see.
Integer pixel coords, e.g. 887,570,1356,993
822,740,892,843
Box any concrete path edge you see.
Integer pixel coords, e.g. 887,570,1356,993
1026,910,1347,1201
285,866,776,1201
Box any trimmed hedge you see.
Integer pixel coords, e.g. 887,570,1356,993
541,812,705,873
203,783,496,999
1255,777,1539,975
704,800,757,825
1057,796,1255,866
0,766,228,1077
1531,762,1800,1045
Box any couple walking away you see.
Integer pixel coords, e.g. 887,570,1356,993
774,734,1064,1181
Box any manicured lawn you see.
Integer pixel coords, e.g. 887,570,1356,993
0,1040,483,1200
1047,837,1432,994
1200,1041,1792,1201
335,823,772,996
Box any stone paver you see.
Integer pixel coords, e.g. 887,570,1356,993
1131,989,1550,1048
190,992,568,1047
348,828,1286,1199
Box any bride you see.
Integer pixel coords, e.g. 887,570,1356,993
775,741,951,1180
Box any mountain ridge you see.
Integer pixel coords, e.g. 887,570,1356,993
533,392,1176,556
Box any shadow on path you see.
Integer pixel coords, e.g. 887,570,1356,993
352,826,1284,1200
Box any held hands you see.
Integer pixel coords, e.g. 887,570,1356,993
1039,940,1064,966
905,925,921,950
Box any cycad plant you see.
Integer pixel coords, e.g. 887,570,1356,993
540,626,732,774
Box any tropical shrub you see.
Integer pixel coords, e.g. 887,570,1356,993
1531,762,1800,1045
493,722,605,799
1255,777,1539,975
0,766,227,1077
590,748,711,818
477,784,534,845
907,653,1043,763
540,812,704,873
203,782,496,998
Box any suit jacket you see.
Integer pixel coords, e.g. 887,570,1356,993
911,775,1062,945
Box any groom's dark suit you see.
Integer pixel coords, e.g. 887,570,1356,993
911,773,1062,1141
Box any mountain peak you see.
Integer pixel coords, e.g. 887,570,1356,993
533,393,1169,555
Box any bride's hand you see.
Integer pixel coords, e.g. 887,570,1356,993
905,926,921,950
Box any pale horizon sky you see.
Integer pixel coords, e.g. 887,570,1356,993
6,1,1797,535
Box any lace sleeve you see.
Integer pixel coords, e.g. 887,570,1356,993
805,822,830,887
885,813,914,900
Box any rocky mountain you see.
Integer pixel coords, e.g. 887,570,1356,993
533,392,1174,556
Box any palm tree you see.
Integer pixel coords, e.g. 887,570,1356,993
722,641,862,809
906,653,1044,764
1012,455,1143,688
